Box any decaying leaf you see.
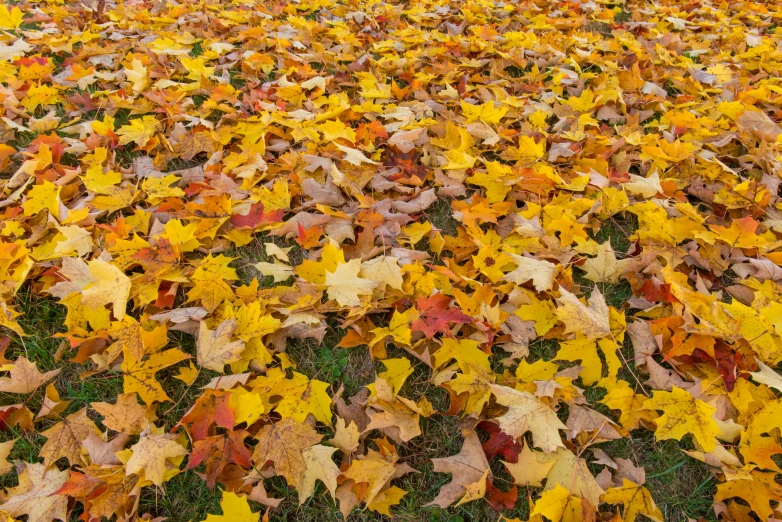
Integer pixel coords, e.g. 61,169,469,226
92,393,158,435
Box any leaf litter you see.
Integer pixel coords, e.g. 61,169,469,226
0,0,780,521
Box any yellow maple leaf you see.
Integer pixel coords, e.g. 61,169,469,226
125,428,188,487
603,479,664,522
187,255,237,313
122,348,190,404
461,101,508,124
0,5,24,29
81,259,132,320
581,241,632,283
503,442,556,487
555,287,611,340
491,384,566,453
531,484,583,522
455,469,488,506
325,259,378,307
359,255,404,291
203,492,259,522
116,116,160,146
196,319,245,373
367,485,407,516
370,310,414,348
21,84,62,111
22,181,61,217
298,444,340,503
715,471,782,521
507,135,546,165
123,58,149,93
641,386,720,452
544,448,605,506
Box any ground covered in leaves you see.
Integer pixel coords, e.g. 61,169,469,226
0,0,781,520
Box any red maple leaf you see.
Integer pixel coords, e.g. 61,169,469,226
187,429,252,489
411,293,470,339
639,280,675,304
178,390,235,441
54,471,103,498
477,420,521,463
230,202,284,229
486,480,518,512
680,342,745,392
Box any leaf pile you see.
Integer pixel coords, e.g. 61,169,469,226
0,0,780,520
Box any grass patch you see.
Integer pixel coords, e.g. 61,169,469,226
189,41,204,57
593,214,638,254
0,288,217,433
287,328,375,396
528,338,559,362
139,469,222,520
595,433,717,522
229,233,304,285
424,197,459,237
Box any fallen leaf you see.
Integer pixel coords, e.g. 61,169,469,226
581,242,632,284
491,384,566,453
0,463,69,522
602,479,664,522
298,444,340,503
39,408,99,467
252,419,321,488
125,429,188,487
92,393,157,435
325,259,378,307
204,491,259,522
197,319,246,372
641,386,720,452
0,357,60,394
556,288,611,340
426,431,490,508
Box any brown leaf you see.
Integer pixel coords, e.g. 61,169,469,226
0,463,69,522
81,433,129,466
0,357,60,394
197,319,246,373
426,431,490,508
40,408,99,467
252,419,322,489
737,110,782,141
92,393,158,435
